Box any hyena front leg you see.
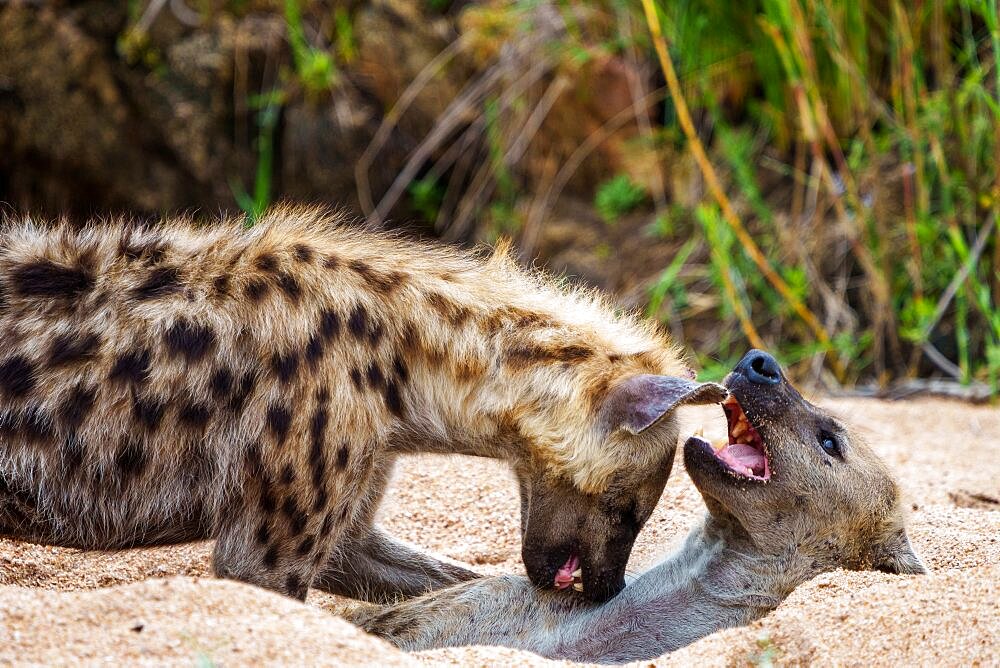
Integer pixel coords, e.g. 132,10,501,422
312,455,480,603
211,442,352,600
315,525,480,603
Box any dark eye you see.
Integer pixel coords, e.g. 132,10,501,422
819,431,842,458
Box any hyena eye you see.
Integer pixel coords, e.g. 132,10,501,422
818,431,842,458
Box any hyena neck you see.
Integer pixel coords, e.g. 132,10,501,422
565,516,804,661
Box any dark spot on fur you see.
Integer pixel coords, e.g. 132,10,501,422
115,439,147,478
312,486,328,513
296,535,315,557
210,366,234,399
59,383,97,430
280,464,296,485
348,259,371,275
132,265,182,300
254,253,279,273
212,274,230,296
178,402,212,431
335,443,349,469
392,356,409,383
316,386,329,403
293,244,314,263
310,407,328,450
304,335,323,367
259,477,277,514
277,272,302,303
230,371,257,414
22,405,54,444
11,259,94,299
282,497,307,535
319,309,340,341
164,319,216,363
426,292,472,326
348,260,403,294
266,404,292,444
263,545,279,569
324,254,339,270
348,304,368,339
48,331,101,367
384,380,404,416
244,278,269,302
109,348,150,386
271,351,299,385
309,408,328,492
349,368,364,391
319,513,334,538
505,344,594,369
366,363,384,389
0,355,37,397
285,573,305,598
118,235,167,264
256,522,270,545
368,320,385,346
132,395,165,432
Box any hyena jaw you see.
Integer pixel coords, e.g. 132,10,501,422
0,206,721,603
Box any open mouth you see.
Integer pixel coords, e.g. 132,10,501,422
693,395,771,481
553,553,583,591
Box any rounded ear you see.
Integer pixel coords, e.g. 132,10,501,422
872,529,928,575
600,374,728,435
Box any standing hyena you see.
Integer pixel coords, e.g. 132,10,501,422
0,207,726,602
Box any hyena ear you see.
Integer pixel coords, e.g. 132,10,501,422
600,374,729,435
872,530,928,575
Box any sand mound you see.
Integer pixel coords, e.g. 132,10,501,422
0,577,410,667
1,397,997,665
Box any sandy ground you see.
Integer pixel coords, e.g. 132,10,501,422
0,397,997,666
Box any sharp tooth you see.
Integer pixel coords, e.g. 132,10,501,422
693,427,705,438
572,582,584,592
571,568,582,579
713,439,727,452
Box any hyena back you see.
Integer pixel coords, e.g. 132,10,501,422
0,206,723,602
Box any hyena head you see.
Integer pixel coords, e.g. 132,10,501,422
684,349,926,576
508,339,727,602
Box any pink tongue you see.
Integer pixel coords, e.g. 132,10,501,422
554,554,580,590
718,443,766,475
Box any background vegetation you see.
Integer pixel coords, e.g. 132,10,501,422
1,0,998,398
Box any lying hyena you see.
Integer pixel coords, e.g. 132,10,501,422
352,350,927,661
0,207,726,603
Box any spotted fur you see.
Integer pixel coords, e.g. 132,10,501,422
0,206,710,602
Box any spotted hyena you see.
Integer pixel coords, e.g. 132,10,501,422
0,207,725,602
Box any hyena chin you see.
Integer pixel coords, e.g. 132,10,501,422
0,206,725,603
351,350,926,662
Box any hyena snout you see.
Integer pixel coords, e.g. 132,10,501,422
734,349,782,385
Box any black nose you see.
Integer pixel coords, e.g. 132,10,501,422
736,349,782,385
